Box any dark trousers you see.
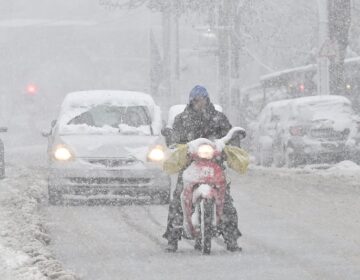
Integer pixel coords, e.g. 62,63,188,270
163,173,242,244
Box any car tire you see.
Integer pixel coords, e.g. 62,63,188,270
285,147,297,168
273,145,285,168
0,143,4,179
260,151,273,167
157,191,170,204
0,165,4,179
48,185,64,206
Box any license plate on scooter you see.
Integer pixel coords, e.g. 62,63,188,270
199,167,215,178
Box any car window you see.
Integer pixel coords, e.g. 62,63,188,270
68,105,151,128
294,101,353,120
270,113,280,122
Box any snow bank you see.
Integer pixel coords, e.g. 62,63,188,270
0,167,78,280
251,160,360,179
319,160,360,177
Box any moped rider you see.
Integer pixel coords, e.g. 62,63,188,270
162,85,242,253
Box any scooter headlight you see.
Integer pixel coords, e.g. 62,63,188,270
53,146,73,161
148,145,165,162
197,144,215,159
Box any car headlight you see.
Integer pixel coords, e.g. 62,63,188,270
197,144,215,159
53,146,73,161
148,146,165,162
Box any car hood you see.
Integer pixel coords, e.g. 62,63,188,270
57,134,161,161
309,115,353,131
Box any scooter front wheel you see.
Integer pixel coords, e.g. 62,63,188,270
200,198,214,255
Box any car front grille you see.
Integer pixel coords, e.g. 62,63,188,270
68,177,151,186
87,157,138,167
310,128,347,140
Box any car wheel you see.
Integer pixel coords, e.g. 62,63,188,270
0,165,4,179
285,147,297,168
0,146,4,179
273,145,285,168
48,185,64,206
157,191,170,204
260,151,273,167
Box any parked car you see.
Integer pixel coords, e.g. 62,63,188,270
251,95,360,167
43,90,171,205
0,126,8,179
250,99,291,166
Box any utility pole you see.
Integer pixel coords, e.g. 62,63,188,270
328,0,351,95
317,0,330,95
230,1,241,125
162,9,172,106
218,0,231,115
161,3,180,109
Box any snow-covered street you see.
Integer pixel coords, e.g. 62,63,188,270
2,1,360,279
1,142,360,279
45,166,360,280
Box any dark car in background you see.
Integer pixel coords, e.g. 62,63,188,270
251,95,360,167
0,126,8,178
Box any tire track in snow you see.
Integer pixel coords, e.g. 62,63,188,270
140,205,226,251
117,207,164,247
244,234,337,280
139,205,195,248
49,207,115,280
140,205,165,228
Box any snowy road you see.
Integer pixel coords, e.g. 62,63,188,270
44,168,360,280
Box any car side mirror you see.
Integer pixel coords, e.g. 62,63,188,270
228,129,246,147
161,127,173,137
42,131,50,137
42,120,56,137
236,129,246,140
0,127,8,133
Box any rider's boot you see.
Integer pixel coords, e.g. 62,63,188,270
194,238,202,251
165,239,178,252
226,240,242,252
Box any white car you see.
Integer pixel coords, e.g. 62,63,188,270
44,90,170,205
251,95,360,167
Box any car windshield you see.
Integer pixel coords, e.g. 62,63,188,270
294,101,353,121
60,105,152,135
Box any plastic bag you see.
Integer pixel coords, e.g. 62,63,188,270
224,145,249,174
163,144,189,174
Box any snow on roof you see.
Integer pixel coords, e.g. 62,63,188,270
61,90,156,110
260,56,360,83
265,95,351,109
344,56,360,65
260,64,316,82
263,99,292,110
